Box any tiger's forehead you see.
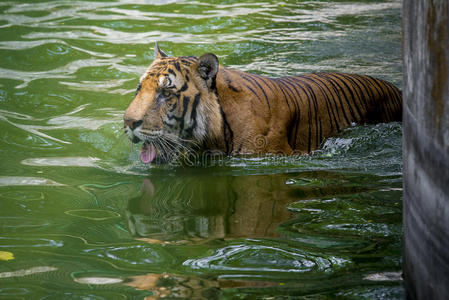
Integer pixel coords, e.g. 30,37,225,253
158,73,179,88
140,59,180,83
139,56,197,87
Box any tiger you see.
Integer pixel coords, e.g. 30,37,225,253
124,44,402,164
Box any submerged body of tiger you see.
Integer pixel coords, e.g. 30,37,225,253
124,45,402,163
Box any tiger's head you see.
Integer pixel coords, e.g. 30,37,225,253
124,44,223,164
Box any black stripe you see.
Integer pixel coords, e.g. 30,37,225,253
334,73,372,124
210,76,217,91
228,83,240,92
273,78,298,147
168,101,177,112
363,76,392,121
356,76,402,121
280,77,313,152
273,79,295,147
184,93,201,137
252,73,278,93
180,58,192,66
254,74,280,110
319,73,356,125
346,74,376,107
337,73,370,111
220,107,234,154
173,61,181,72
294,75,337,134
179,96,190,131
166,76,172,86
178,82,188,92
190,93,201,122
382,81,399,121
391,85,402,119
382,79,402,120
242,74,271,110
284,77,316,152
274,79,292,115
288,77,320,149
183,56,197,63
223,69,241,92
163,120,175,128
305,74,341,132
135,82,142,96
387,83,401,112
276,78,302,149
244,84,263,102
329,74,364,121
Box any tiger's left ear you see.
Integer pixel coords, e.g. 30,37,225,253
154,42,168,59
196,53,219,89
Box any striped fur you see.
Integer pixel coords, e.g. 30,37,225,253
124,46,402,162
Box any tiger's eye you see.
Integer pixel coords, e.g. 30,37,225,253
162,90,171,97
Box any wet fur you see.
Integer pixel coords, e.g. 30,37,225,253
124,46,402,159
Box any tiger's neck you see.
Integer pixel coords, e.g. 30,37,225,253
198,87,228,154
210,67,273,155
213,67,295,155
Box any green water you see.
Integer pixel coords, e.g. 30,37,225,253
0,0,403,299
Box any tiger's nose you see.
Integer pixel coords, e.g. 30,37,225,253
124,119,143,130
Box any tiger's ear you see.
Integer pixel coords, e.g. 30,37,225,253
196,53,219,89
154,42,168,59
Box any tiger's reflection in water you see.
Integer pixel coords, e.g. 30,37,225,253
124,172,297,299
123,171,370,299
125,173,298,242
125,272,280,300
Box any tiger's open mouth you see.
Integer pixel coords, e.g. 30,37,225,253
140,142,157,164
132,132,194,165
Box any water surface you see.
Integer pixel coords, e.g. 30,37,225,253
0,0,403,298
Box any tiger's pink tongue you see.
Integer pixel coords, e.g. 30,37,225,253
140,144,157,164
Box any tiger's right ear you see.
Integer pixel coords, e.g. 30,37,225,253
154,42,168,59
196,53,219,89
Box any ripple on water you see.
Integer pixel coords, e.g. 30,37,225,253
0,106,120,151
0,236,63,248
0,176,65,186
65,209,120,221
22,156,100,167
2,189,45,201
39,291,128,300
0,266,58,279
0,217,50,230
84,244,176,270
0,288,29,296
278,193,401,254
184,243,349,275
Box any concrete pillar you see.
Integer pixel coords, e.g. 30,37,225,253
403,0,449,299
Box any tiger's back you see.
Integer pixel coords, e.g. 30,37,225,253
216,68,402,154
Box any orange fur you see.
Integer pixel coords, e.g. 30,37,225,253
124,46,402,161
